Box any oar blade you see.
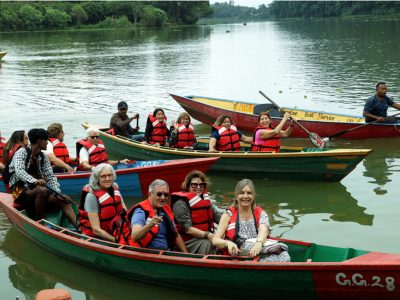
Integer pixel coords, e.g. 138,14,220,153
309,132,326,149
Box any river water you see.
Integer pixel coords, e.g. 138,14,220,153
1,19,400,299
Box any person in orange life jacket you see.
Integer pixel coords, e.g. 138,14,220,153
169,112,198,150
2,130,30,167
208,115,252,152
171,170,221,254
45,123,75,174
143,108,170,146
212,179,290,262
251,112,293,153
0,131,7,171
77,127,129,171
8,128,77,225
79,163,128,242
109,101,144,142
130,179,188,252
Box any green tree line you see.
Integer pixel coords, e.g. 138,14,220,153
268,1,400,19
0,1,212,31
207,1,400,22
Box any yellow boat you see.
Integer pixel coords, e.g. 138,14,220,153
0,51,7,60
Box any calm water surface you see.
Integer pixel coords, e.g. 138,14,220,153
1,19,400,299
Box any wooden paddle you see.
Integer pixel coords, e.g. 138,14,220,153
45,184,76,206
259,91,326,149
326,112,400,140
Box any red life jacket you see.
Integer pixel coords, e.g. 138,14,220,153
0,137,5,161
214,125,241,151
127,198,177,248
48,138,70,163
78,185,132,244
171,192,214,241
76,139,108,167
148,114,168,146
225,206,263,242
251,126,281,153
172,123,195,149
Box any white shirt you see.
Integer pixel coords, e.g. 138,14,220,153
79,147,90,164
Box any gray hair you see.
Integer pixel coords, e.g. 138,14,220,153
148,179,169,193
86,127,100,137
89,163,116,190
232,179,256,209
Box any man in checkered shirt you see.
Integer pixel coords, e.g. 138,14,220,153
8,128,77,226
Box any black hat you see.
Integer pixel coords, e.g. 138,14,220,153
118,101,128,109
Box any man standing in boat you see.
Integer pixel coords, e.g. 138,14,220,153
109,101,144,141
363,82,400,123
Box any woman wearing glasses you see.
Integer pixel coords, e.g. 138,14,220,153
76,127,128,171
128,179,188,252
171,170,221,254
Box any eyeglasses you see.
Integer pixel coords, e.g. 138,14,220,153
190,183,206,189
89,136,100,139
156,192,170,198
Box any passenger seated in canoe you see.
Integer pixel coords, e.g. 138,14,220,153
169,112,198,150
128,179,188,252
109,101,144,142
363,82,400,123
1,130,29,193
212,179,290,262
45,123,76,174
7,128,77,225
0,131,5,171
208,115,252,152
78,163,133,244
171,170,221,254
76,127,129,171
143,108,170,146
251,112,293,153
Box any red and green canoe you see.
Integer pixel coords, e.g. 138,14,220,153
170,94,400,139
82,123,372,182
1,193,399,299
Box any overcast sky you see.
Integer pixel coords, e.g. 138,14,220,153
210,0,272,8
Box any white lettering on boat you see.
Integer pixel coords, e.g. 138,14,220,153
335,272,395,292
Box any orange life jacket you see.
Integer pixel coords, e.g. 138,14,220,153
251,126,280,153
214,125,241,151
76,139,108,168
171,192,214,241
127,198,177,248
78,185,132,244
49,138,70,163
148,114,168,146
172,123,195,149
0,137,5,161
225,206,263,242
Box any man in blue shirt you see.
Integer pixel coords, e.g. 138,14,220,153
363,82,400,123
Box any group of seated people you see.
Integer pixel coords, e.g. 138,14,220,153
108,100,295,153
78,166,290,262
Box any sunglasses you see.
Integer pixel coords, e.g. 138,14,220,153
190,183,206,188
156,192,170,198
89,136,100,139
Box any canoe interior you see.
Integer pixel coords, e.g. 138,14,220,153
189,95,365,123
38,208,370,264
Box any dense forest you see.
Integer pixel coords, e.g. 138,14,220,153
208,1,400,21
0,1,212,31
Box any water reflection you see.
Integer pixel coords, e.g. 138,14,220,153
208,175,374,236
1,228,225,300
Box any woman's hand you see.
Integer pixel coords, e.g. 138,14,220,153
249,241,263,258
283,112,290,121
226,241,241,256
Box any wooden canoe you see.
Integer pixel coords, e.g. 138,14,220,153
82,123,373,182
170,94,400,139
0,51,6,60
0,158,218,196
1,193,399,300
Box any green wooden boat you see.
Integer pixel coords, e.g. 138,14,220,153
82,123,372,182
1,193,399,300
